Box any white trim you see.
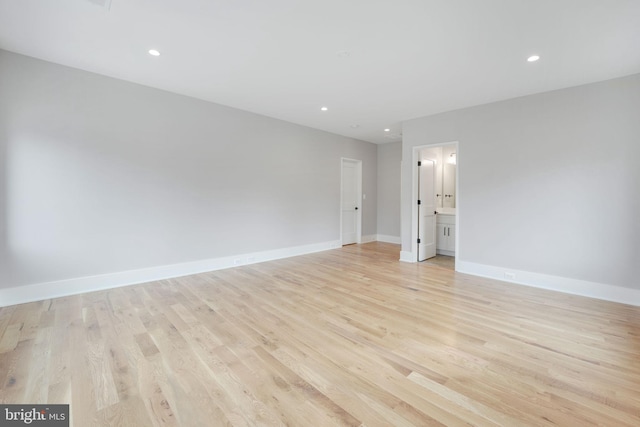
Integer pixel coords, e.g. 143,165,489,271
376,234,401,244
399,251,415,263
436,249,455,257
361,234,377,243
410,141,459,264
0,240,341,307
457,260,640,307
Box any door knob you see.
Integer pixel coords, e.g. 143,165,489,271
355,207,358,210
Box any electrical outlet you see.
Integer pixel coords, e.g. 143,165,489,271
247,256,255,263
504,272,516,280
234,259,242,266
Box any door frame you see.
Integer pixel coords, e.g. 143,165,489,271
340,157,362,245
411,141,459,264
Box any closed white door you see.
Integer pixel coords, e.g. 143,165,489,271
418,160,437,261
341,159,361,245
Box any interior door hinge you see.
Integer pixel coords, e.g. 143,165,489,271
417,238,421,244
417,200,421,205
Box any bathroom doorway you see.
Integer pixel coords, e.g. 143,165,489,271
411,142,459,269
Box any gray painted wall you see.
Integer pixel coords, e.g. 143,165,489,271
376,142,401,238
0,50,377,289
402,73,640,289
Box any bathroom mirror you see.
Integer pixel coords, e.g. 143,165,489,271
441,147,456,209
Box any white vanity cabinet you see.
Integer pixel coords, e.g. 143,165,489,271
436,214,456,255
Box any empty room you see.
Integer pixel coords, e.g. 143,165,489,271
1,1,639,426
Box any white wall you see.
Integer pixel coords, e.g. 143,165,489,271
402,73,640,296
376,142,401,242
0,50,377,292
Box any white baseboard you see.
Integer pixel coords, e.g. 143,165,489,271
360,234,377,243
456,260,640,307
8,243,634,308
436,249,455,257
376,234,401,244
399,251,415,263
0,240,342,308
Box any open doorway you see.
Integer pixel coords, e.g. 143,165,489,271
412,142,458,269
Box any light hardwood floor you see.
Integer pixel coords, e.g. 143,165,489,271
1,242,639,426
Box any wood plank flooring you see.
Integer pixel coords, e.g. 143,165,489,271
1,242,639,426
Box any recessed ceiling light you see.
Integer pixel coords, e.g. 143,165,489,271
384,128,390,132
321,107,328,111
148,49,160,56
527,55,540,62
350,124,360,129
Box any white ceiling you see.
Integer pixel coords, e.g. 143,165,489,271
1,0,639,144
